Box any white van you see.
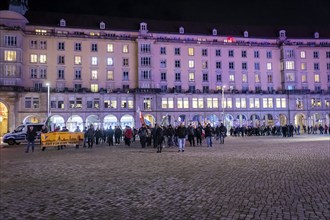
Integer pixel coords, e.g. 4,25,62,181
3,123,45,145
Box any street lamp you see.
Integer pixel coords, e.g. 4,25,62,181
46,83,50,116
222,85,226,123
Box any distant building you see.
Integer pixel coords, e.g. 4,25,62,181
0,1,329,134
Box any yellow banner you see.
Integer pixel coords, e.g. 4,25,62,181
41,132,84,147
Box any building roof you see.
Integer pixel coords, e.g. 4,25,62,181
24,11,330,39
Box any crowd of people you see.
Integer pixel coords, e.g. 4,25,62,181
79,122,228,153
25,122,329,153
227,124,329,137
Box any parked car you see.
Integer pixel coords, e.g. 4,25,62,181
3,123,45,145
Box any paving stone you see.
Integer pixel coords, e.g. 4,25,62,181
0,135,329,219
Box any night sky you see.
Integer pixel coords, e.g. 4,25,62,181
1,0,330,26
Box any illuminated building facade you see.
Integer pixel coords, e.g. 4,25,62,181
0,2,329,133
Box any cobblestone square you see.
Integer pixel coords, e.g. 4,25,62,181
0,135,329,220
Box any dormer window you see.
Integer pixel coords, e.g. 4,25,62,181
140,22,148,33
100,22,105,30
179,27,184,34
314,32,319,39
244,31,248,38
279,30,286,38
60,19,66,27
212,28,217,36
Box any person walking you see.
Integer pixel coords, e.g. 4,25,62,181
219,123,227,144
114,126,122,145
176,123,187,152
195,124,203,146
155,124,164,153
204,123,213,147
26,125,37,153
86,125,95,148
124,126,133,146
107,127,114,146
138,124,148,148
187,124,196,147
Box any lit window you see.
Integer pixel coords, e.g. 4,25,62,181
192,98,204,108
262,98,273,108
226,98,233,108
255,74,260,83
143,97,152,110
314,74,320,83
229,74,235,82
30,54,38,63
235,98,241,108
162,97,174,108
242,74,247,83
281,98,286,108
188,60,194,68
175,97,188,108
189,72,195,81
122,44,129,53
183,98,189,108
91,70,98,80
301,74,307,83
91,84,98,92
35,29,47,35
74,56,82,65
249,98,260,108
300,51,306,58
301,62,307,70
285,61,295,70
107,70,114,80
207,98,218,108
107,57,113,66
4,51,16,61
91,57,98,65
107,44,114,52
177,98,183,109
39,55,47,63
266,62,272,70
188,48,194,56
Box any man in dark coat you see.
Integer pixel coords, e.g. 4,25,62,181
26,125,37,153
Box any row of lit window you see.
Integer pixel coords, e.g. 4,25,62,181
25,66,324,85
4,51,328,73
23,96,329,110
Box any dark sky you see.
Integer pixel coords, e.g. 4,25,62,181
1,0,330,26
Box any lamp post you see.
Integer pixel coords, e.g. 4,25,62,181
46,83,50,116
222,85,226,123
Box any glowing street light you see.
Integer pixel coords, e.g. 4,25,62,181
222,85,226,123
46,83,50,116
